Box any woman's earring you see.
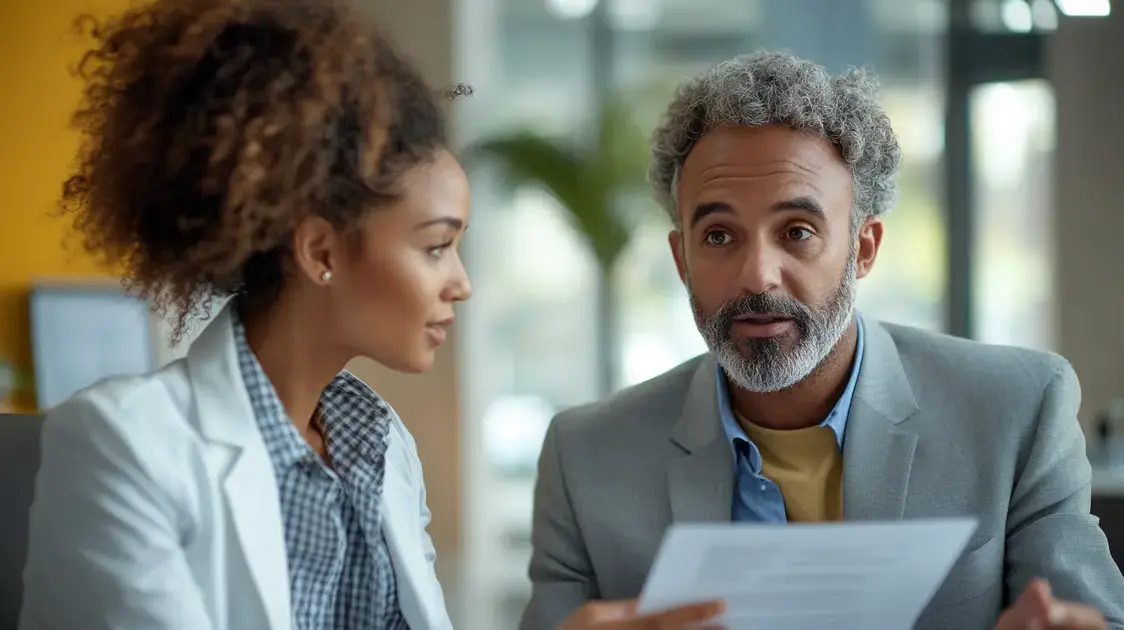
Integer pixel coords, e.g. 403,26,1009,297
320,269,333,283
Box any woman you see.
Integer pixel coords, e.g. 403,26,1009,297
17,0,724,629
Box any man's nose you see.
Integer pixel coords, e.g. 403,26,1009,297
736,241,783,296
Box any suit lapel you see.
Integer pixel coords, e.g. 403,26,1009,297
843,320,921,521
666,322,921,523
186,305,291,630
668,440,736,522
842,398,918,520
667,357,736,523
221,448,292,629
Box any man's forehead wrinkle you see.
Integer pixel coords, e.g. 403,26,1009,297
688,163,827,199
692,158,824,182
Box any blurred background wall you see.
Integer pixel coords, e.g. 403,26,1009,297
0,0,120,412
2,0,1123,629
1051,8,1124,439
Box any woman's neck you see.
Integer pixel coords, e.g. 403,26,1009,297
239,296,349,438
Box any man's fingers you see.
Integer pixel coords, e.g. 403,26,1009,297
1025,579,1055,616
1021,579,1056,624
561,599,725,630
629,600,726,629
1019,580,1106,629
997,579,1107,630
998,579,1054,630
580,599,640,622
1048,602,1107,629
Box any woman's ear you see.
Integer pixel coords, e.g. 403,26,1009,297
291,215,343,285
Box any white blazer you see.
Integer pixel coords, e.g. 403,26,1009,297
19,306,453,630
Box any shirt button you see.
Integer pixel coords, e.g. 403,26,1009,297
760,483,768,491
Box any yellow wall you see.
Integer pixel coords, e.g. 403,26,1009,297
0,0,122,410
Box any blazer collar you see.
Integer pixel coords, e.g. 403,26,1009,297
666,355,733,522
666,319,923,523
852,319,919,426
183,301,292,629
184,302,262,448
670,355,722,454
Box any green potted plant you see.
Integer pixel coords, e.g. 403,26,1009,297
468,97,653,394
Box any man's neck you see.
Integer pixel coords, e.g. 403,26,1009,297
728,320,859,431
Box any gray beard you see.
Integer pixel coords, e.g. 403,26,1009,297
689,254,857,393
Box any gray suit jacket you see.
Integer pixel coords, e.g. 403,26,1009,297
520,320,1124,630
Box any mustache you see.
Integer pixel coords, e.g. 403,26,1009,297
713,292,814,330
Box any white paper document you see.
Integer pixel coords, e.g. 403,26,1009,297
638,518,977,630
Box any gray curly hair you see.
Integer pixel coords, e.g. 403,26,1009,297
650,51,902,228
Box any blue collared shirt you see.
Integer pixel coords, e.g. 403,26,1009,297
717,315,866,523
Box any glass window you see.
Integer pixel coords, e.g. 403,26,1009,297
458,1,947,626
612,0,948,390
970,0,1061,32
970,80,1056,349
456,2,600,627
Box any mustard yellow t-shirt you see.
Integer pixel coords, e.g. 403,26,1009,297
737,413,843,522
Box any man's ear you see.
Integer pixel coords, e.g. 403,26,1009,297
669,229,687,285
854,216,883,280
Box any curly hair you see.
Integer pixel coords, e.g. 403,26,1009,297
650,51,902,228
62,0,467,338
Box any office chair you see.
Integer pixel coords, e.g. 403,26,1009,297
0,414,42,628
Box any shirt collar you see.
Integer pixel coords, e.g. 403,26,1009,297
716,313,866,467
231,311,394,477
232,314,310,470
319,372,395,477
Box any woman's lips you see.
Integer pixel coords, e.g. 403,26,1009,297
425,325,447,345
425,317,454,346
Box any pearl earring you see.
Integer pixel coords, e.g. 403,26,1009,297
320,270,333,282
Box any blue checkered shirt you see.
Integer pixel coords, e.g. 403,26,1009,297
233,318,408,630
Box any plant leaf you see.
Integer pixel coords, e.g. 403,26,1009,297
469,132,628,268
467,97,658,270
594,95,651,194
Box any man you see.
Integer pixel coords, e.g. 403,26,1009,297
520,51,1124,630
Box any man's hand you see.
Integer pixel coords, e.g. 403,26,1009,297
997,579,1107,630
559,599,726,630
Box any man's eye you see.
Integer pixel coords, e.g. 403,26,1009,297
786,227,814,242
704,230,732,246
428,242,452,258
